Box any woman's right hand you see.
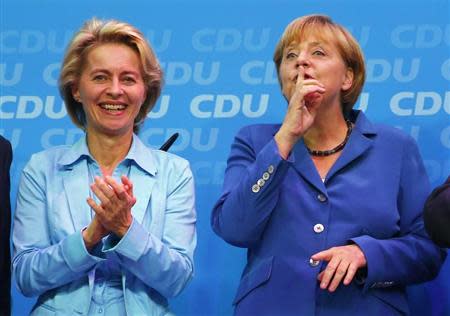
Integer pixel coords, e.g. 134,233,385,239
275,66,325,159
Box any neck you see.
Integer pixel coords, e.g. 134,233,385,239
304,106,348,151
86,130,133,176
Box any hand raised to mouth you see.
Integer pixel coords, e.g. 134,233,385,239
274,66,326,159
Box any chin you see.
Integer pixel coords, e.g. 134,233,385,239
306,98,323,112
98,125,133,136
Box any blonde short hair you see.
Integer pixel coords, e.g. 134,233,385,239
59,18,163,133
273,15,365,113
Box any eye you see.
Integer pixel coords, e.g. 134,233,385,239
312,49,325,56
122,76,137,85
285,51,298,59
92,74,107,82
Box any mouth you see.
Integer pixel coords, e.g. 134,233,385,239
99,103,127,112
293,73,314,81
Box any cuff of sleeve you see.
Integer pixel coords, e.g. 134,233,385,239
61,231,104,273
354,267,367,285
257,138,292,177
103,217,148,262
350,235,379,292
245,139,292,196
267,138,294,163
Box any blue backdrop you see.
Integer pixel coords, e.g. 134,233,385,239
1,0,449,315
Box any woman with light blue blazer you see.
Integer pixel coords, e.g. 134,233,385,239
13,18,196,315
212,14,445,315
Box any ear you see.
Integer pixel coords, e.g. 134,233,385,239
142,86,149,107
341,67,354,91
71,83,80,102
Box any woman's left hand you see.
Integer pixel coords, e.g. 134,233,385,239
311,244,367,292
87,175,137,237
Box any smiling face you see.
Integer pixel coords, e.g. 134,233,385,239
72,43,147,137
279,36,353,110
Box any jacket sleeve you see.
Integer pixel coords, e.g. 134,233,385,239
12,155,102,297
211,126,292,248
0,138,12,313
351,137,446,290
102,162,197,298
423,176,450,247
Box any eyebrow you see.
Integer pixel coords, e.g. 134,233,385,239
286,41,326,50
308,41,324,47
88,68,141,76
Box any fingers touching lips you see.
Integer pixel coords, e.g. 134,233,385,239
295,67,314,83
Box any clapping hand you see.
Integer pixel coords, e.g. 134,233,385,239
82,175,136,249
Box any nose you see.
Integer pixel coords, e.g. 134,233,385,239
106,78,123,98
296,52,310,68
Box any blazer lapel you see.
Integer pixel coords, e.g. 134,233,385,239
129,165,155,224
127,136,158,224
291,140,326,192
62,161,92,231
326,113,376,181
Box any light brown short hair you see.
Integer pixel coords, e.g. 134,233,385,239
273,15,365,113
59,18,163,133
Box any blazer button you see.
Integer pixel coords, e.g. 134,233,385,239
313,223,324,233
262,172,270,180
268,165,275,174
257,179,265,187
309,258,320,267
252,184,260,193
317,193,327,202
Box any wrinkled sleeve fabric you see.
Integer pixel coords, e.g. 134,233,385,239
211,126,292,248
12,155,102,297
351,137,446,291
103,162,196,298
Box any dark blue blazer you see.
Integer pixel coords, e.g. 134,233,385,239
212,111,445,316
0,136,12,316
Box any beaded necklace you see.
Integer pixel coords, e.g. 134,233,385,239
306,120,352,157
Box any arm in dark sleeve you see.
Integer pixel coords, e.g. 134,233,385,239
0,137,12,315
423,176,450,247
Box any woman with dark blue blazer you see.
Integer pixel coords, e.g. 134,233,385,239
211,15,446,316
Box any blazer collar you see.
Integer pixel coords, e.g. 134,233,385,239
57,134,157,176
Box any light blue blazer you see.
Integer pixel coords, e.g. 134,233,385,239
212,110,445,316
13,135,196,315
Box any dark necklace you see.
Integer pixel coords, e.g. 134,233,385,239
306,120,353,157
